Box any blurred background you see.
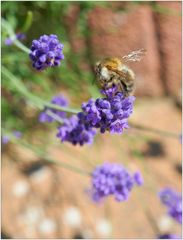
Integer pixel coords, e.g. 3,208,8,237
2,1,182,239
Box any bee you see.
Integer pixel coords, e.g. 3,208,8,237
94,49,147,97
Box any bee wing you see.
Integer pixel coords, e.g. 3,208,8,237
106,65,127,78
122,49,147,62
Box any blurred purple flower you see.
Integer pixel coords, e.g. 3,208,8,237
90,162,143,202
13,131,22,138
29,34,64,70
57,115,96,146
39,95,68,123
2,135,10,144
5,33,26,45
157,234,181,239
133,171,144,186
159,188,182,224
2,131,22,145
179,134,182,144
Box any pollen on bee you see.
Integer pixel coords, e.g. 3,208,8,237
101,67,110,79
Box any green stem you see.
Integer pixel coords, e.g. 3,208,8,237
46,109,64,124
22,11,33,32
2,66,80,114
22,142,90,176
2,19,80,113
2,18,30,54
129,121,180,139
2,130,90,177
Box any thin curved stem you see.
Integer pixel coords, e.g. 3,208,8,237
129,121,180,139
2,18,30,54
2,129,90,177
2,66,80,114
46,109,64,124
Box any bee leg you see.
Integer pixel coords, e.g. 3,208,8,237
121,81,134,97
126,81,134,95
118,80,124,92
105,76,115,89
119,80,129,96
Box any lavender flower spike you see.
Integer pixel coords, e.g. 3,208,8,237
29,34,64,70
90,162,143,202
157,234,181,239
159,188,182,224
39,95,68,123
81,88,135,134
57,115,96,146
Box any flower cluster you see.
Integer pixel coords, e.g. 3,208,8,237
81,87,135,134
40,86,135,146
159,188,182,224
2,131,22,145
38,94,96,145
57,115,96,146
90,162,143,202
39,95,68,123
157,234,180,239
5,33,25,46
29,34,64,70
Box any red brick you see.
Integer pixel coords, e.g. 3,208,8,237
155,2,182,99
88,5,164,96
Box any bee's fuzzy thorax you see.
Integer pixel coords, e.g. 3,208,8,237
100,67,110,79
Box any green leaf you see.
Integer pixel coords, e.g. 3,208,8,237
22,11,33,32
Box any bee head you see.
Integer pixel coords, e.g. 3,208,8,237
94,61,101,74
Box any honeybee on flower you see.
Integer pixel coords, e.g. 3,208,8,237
95,49,147,97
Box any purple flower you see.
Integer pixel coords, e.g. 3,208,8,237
90,163,143,202
157,234,180,239
45,86,135,146
179,134,182,144
5,33,26,45
2,131,22,145
101,86,118,98
81,89,135,134
133,171,144,186
159,188,182,224
13,131,22,139
29,34,64,70
39,95,68,123
57,115,96,146
2,135,10,144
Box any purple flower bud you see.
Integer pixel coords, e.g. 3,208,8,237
2,135,10,144
29,34,64,70
90,163,143,202
157,234,180,239
159,188,182,224
110,119,128,134
133,171,144,186
57,115,96,146
179,134,182,144
39,95,68,123
13,131,22,139
4,33,26,46
81,90,135,135
2,131,22,145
